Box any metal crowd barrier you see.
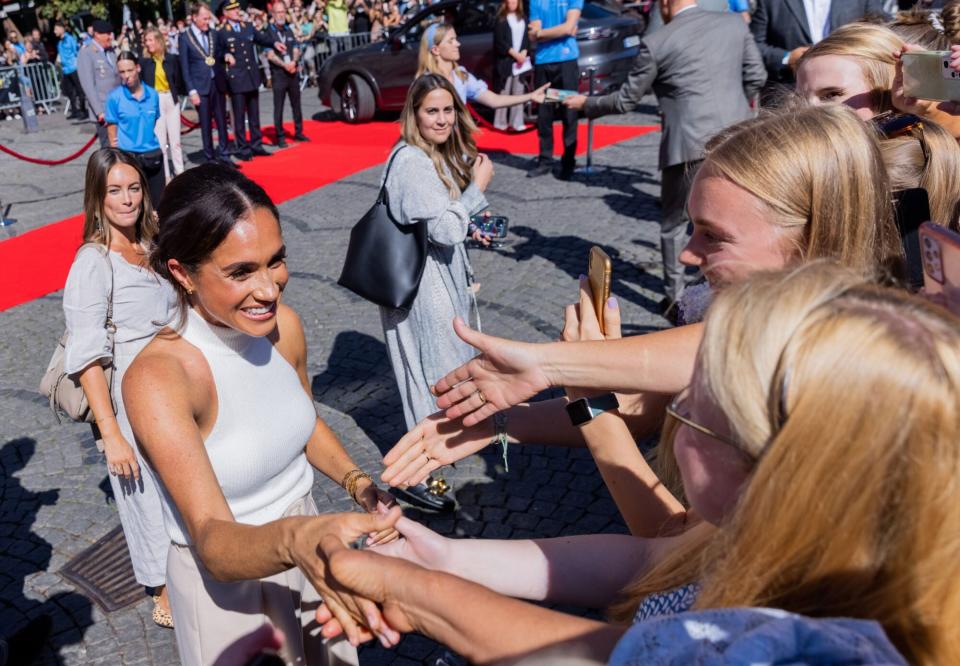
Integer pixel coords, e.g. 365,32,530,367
0,62,62,114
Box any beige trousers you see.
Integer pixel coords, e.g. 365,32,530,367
156,91,185,182
494,75,527,131
166,494,359,666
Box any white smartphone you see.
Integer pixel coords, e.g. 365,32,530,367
901,51,960,102
919,222,960,296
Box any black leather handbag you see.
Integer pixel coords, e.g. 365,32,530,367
338,147,428,309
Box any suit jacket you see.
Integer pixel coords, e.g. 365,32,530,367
140,52,183,103
179,27,226,96
585,8,766,170
215,21,275,93
76,42,120,118
493,16,530,92
751,0,888,81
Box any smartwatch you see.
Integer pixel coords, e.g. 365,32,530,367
565,393,620,427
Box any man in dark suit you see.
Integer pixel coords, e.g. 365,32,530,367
565,0,766,312
751,0,888,84
180,1,234,166
216,0,283,160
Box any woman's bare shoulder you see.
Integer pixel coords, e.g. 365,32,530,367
124,327,210,395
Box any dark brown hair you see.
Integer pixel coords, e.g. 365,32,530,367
82,148,157,248
151,164,280,323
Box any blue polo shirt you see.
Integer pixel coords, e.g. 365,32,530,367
104,83,160,153
530,0,583,65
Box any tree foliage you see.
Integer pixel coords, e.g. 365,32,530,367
36,0,169,23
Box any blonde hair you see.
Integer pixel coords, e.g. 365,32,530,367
416,22,467,82
399,73,477,197
701,104,901,276
82,148,157,248
615,263,960,666
879,117,960,230
888,1,960,50
143,27,166,57
797,23,903,114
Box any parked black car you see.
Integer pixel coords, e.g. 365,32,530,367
318,0,647,122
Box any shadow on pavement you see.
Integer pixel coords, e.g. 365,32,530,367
503,225,663,312
311,331,406,456
0,438,93,664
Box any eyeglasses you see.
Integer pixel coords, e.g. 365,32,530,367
871,111,929,167
665,386,753,458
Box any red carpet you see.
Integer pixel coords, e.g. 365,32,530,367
0,120,657,311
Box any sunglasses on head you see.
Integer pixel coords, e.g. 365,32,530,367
871,111,929,165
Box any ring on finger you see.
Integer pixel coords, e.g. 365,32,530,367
476,389,487,406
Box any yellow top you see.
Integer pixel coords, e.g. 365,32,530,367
152,56,170,93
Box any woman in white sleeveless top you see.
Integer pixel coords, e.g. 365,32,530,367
123,164,401,666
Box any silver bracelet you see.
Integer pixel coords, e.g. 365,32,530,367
492,411,509,472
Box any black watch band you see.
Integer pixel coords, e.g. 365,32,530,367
565,393,620,427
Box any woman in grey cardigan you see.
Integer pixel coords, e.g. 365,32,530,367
380,74,494,509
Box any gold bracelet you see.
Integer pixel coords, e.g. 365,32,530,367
341,468,364,489
342,469,373,503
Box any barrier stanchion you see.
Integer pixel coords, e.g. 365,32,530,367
577,67,597,177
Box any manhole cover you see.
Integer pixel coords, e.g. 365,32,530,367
59,525,144,612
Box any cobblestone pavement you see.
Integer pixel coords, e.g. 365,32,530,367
1,95,666,664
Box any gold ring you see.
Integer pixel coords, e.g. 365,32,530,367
476,390,487,405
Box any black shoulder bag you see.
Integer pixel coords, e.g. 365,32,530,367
338,146,428,309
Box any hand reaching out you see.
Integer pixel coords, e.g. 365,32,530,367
382,411,494,488
431,317,552,427
290,508,402,647
530,82,550,104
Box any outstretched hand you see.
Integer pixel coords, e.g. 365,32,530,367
316,538,428,643
292,508,402,647
382,411,493,488
431,318,552,427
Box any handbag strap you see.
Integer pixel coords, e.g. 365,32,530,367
377,145,406,204
78,242,116,333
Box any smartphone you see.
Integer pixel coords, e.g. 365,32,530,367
894,188,931,290
544,88,578,103
469,214,509,239
901,51,960,102
588,246,612,335
919,222,960,296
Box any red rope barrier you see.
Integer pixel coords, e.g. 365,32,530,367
467,103,536,134
0,131,98,165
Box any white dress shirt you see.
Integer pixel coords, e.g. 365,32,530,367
803,0,831,44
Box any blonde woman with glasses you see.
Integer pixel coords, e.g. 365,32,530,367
316,262,960,666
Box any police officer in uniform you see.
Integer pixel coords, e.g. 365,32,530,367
76,20,121,148
216,0,284,160
264,1,310,148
